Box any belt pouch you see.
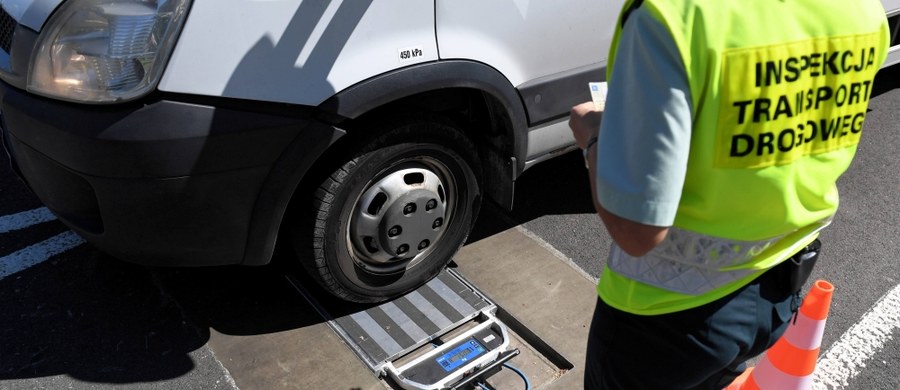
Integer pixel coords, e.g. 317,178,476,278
787,239,821,293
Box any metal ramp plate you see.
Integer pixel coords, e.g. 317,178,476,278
291,269,494,373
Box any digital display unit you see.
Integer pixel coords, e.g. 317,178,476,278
435,338,486,372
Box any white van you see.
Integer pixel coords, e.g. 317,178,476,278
2,0,898,302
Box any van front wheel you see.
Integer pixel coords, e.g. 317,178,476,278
293,118,481,303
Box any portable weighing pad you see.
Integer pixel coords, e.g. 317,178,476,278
289,268,518,390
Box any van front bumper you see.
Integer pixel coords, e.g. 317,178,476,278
0,82,342,266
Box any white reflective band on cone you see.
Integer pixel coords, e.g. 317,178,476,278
754,357,813,389
783,311,827,350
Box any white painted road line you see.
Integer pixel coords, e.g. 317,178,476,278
0,207,57,234
516,225,599,283
813,283,900,389
0,231,85,280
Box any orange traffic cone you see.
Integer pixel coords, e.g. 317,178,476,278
725,280,834,390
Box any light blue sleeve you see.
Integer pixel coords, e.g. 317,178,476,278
593,7,693,227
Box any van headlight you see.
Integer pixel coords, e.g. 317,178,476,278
28,0,190,103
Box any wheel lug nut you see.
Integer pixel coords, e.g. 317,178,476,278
388,225,402,237
397,244,409,255
426,199,437,211
403,203,417,215
418,240,430,250
433,218,444,229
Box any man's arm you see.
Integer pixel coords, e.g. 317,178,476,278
569,5,692,258
570,103,669,257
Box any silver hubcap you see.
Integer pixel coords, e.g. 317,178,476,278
348,158,453,273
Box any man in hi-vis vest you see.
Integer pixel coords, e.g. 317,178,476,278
569,0,890,388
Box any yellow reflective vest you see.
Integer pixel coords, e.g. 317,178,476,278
598,0,891,315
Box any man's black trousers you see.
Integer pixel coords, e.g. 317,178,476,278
583,269,798,389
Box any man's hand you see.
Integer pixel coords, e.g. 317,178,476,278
569,101,603,149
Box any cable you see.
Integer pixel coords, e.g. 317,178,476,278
503,363,531,390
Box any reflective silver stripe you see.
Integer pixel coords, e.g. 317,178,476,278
607,225,824,295
349,311,404,358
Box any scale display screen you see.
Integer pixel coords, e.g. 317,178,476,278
435,338,486,372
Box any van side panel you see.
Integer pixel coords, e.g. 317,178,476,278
157,0,437,106
883,0,900,67
435,0,620,166
435,0,615,88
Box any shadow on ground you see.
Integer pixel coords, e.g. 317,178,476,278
468,150,596,243
0,245,204,383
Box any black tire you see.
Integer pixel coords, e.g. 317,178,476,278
292,117,482,302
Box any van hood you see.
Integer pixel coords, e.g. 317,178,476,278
1,0,63,31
